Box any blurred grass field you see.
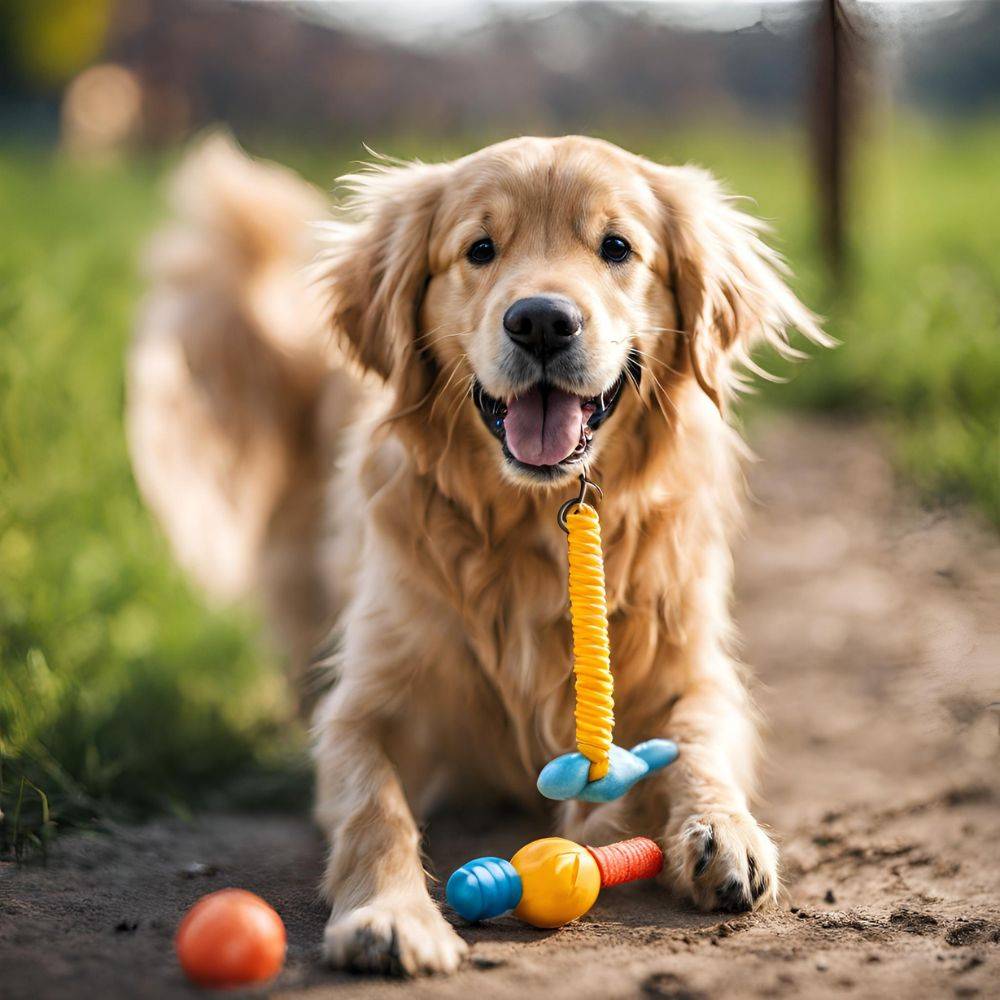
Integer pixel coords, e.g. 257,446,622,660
1,120,998,853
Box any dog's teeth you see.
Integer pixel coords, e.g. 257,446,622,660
571,424,591,458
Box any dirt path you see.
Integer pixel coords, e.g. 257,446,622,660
3,416,998,999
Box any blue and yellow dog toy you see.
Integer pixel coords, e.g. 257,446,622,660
447,476,678,929
447,835,664,928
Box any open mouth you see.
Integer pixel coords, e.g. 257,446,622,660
473,354,639,476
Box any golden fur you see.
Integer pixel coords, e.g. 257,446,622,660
128,134,827,975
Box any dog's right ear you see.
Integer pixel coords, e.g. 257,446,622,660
318,160,451,393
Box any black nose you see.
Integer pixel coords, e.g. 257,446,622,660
503,296,583,358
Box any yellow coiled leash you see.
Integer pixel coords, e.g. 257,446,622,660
538,474,678,802
563,498,614,781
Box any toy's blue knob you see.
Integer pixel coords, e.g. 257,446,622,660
537,739,679,802
446,856,522,921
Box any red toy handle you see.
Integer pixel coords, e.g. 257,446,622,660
587,836,663,887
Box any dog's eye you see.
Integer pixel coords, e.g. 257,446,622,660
467,238,496,265
600,236,631,264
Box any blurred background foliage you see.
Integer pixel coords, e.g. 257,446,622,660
1,0,997,853
2,0,113,86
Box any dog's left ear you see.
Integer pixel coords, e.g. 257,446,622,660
319,159,452,410
644,163,830,412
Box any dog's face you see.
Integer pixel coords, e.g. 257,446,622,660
325,136,822,488
422,139,671,484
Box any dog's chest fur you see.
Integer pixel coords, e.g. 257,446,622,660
344,429,719,798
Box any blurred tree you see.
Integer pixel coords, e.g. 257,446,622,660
2,0,112,89
814,0,848,280
813,0,871,284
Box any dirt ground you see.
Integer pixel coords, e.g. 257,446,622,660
2,416,998,1000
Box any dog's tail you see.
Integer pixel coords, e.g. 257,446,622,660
127,134,359,702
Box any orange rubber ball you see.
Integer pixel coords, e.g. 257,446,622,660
175,888,286,989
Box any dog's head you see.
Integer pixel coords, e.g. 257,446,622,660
322,136,825,489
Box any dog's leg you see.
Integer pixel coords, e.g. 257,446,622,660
313,682,467,976
654,664,779,913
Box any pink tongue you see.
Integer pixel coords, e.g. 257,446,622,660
504,386,585,466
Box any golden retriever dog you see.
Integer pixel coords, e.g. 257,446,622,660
128,134,827,975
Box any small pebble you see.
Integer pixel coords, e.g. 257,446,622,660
816,959,829,972
471,955,506,970
180,862,219,878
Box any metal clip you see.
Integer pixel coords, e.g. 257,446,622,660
557,474,603,533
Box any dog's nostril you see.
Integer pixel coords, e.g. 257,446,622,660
502,305,529,337
503,296,582,357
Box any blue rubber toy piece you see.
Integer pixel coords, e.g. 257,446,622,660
536,738,679,802
446,856,522,921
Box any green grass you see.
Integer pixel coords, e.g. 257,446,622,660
1,118,997,854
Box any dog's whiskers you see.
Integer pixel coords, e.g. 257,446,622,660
416,328,473,348
630,355,677,418
630,342,687,381
413,321,449,346
624,363,648,412
440,371,477,464
429,355,470,422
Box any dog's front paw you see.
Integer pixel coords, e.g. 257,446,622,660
323,899,467,976
666,810,779,913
